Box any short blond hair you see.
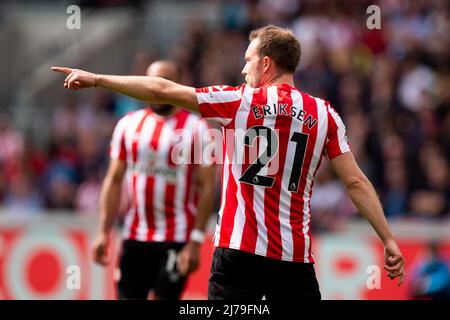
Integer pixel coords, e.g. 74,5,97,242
249,25,301,73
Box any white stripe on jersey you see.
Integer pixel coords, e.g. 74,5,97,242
278,89,304,261
197,90,241,104
253,86,280,256
328,106,350,154
301,98,329,262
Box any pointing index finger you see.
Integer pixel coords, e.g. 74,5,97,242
51,66,73,75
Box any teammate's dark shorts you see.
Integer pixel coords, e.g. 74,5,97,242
208,247,321,300
117,240,187,300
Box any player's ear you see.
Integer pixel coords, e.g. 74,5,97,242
262,56,271,73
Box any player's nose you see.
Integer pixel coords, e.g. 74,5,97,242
241,64,247,77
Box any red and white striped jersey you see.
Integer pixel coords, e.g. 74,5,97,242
196,84,351,262
109,108,210,243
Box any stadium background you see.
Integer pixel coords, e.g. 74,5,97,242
0,0,449,299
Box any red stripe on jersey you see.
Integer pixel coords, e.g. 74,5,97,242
145,117,164,241
290,92,318,262
129,111,150,240
108,132,127,161
165,110,189,242
219,166,239,247
129,175,139,240
118,133,126,161
164,185,176,241
239,86,267,252
263,86,293,259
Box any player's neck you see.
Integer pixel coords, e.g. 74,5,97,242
262,73,295,87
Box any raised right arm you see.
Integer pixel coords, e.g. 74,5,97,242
51,67,199,113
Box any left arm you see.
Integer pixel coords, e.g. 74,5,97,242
330,152,405,286
177,164,216,276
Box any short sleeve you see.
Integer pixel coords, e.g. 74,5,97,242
324,103,351,160
109,115,129,161
195,85,244,126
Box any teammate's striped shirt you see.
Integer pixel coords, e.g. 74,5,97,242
109,108,210,243
196,84,350,262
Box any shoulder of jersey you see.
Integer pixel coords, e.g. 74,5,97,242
210,85,239,92
297,90,331,111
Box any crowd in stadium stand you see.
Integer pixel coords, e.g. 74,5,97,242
0,0,449,229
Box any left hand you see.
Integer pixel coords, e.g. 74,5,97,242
384,239,405,286
177,241,201,276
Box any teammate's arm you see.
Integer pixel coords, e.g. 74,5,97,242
177,165,216,276
92,158,127,266
51,67,199,113
330,152,405,286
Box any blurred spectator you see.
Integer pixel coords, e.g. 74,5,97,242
310,163,356,232
0,114,24,182
409,240,450,300
0,114,23,158
75,166,102,215
44,160,78,210
397,57,437,113
3,172,43,214
409,141,450,218
383,160,409,218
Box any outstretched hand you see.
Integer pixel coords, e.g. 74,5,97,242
384,239,405,286
51,66,97,90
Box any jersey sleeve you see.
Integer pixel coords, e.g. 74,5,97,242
324,102,351,160
109,115,129,161
195,85,244,126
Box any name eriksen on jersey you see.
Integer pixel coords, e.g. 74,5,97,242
251,104,317,129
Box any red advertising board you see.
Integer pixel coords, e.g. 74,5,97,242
0,219,449,299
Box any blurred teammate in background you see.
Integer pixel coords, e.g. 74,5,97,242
53,25,405,300
91,60,215,300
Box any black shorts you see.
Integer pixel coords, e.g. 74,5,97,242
117,240,187,300
208,247,321,300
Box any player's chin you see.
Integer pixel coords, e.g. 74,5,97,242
246,79,256,88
